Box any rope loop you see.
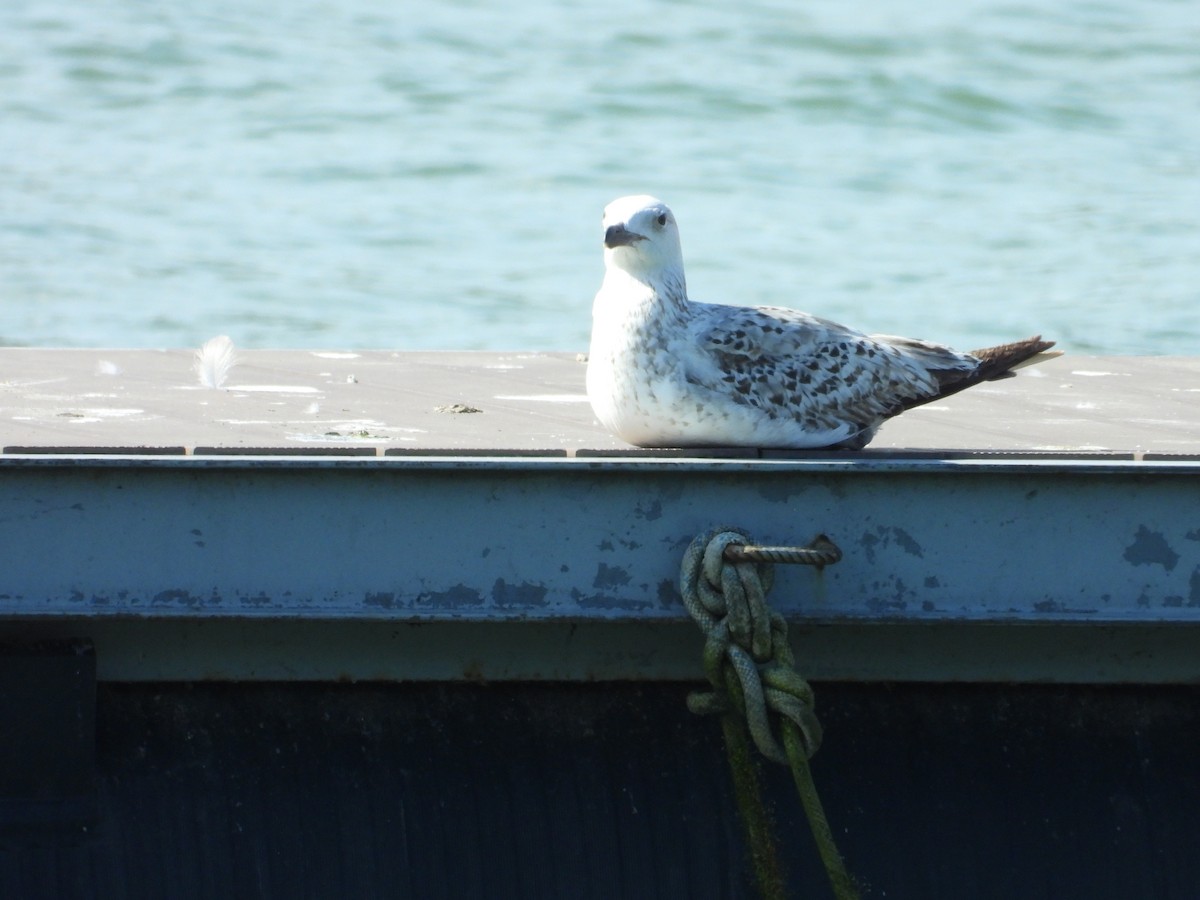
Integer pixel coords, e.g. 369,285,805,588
681,526,859,899
680,527,831,764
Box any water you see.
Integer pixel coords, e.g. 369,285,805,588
1,0,1197,354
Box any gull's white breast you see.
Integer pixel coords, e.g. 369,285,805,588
587,278,861,449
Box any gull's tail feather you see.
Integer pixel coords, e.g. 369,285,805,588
194,335,237,389
886,335,1059,418
969,335,1061,380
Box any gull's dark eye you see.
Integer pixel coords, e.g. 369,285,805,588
656,213,667,226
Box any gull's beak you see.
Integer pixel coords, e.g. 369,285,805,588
604,223,644,249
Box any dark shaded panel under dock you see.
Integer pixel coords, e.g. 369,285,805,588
3,681,1199,900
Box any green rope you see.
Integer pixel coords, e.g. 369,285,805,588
681,527,860,900
782,722,858,900
721,670,788,900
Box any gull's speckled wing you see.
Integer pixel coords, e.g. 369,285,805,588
686,302,977,433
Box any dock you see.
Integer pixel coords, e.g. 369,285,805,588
3,348,1199,457
3,349,1200,897
2,349,1198,681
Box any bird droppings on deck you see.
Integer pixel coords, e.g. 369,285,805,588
229,385,322,394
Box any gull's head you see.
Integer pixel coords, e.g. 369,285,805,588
601,195,684,285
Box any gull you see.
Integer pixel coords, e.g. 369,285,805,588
586,195,1058,450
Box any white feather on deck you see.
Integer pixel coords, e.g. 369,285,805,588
194,335,237,389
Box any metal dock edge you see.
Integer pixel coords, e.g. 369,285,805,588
0,449,1197,682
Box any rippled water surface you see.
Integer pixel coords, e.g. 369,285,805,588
2,0,1197,353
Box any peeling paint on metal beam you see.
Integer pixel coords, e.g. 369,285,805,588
1123,525,1180,571
2,464,1200,627
491,579,549,609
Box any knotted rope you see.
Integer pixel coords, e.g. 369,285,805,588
680,527,858,900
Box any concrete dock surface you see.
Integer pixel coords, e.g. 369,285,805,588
1,349,1197,457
